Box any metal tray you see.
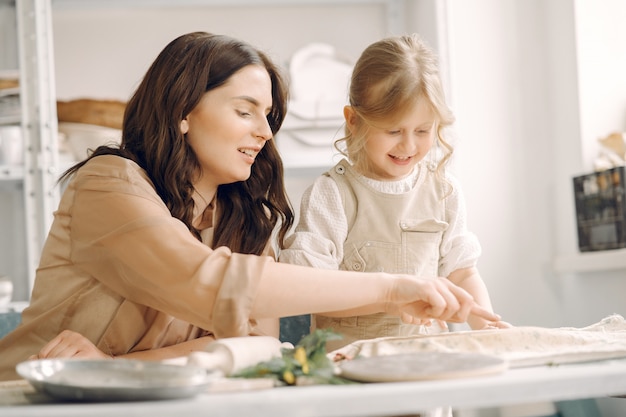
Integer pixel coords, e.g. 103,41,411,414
16,358,217,402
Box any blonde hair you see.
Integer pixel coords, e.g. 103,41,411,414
335,34,455,179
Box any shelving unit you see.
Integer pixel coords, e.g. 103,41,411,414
0,0,59,301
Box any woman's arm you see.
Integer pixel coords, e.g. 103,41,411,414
31,266,499,363
254,260,500,325
31,330,216,361
72,158,499,343
120,337,216,360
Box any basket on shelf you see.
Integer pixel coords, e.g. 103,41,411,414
573,166,626,252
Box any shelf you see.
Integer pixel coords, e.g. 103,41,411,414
553,248,626,273
0,87,19,97
50,0,401,9
0,71,20,125
0,116,20,125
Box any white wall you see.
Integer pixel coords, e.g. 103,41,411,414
575,0,626,169
50,0,447,225
446,2,626,414
0,3,18,69
445,0,626,332
445,0,563,327
51,3,390,101
50,1,401,227
553,0,626,328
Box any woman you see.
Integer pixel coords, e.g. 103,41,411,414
0,32,498,381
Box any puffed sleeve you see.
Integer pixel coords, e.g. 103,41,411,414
438,173,482,278
279,174,347,270
68,156,270,338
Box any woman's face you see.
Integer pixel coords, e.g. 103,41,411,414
181,64,273,193
347,99,436,181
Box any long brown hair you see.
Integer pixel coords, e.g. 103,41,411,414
60,32,293,255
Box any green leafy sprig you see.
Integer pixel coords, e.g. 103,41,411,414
232,329,356,385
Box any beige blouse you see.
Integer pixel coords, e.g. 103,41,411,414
0,155,272,381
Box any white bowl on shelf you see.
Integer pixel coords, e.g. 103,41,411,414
0,125,23,166
58,122,121,161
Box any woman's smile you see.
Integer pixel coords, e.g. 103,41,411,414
238,146,262,163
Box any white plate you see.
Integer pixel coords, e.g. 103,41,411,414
17,358,217,402
339,352,508,383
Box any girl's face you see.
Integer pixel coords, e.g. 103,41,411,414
181,64,273,195
346,99,436,181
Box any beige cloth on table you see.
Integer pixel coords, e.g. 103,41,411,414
0,155,273,381
330,314,626,368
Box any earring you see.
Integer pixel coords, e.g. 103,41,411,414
180,119,189,134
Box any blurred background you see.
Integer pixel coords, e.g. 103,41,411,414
1,1,625,414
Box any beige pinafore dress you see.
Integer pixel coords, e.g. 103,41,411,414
315,159,449,352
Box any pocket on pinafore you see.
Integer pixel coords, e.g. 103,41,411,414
341,241,400,273
400,219,448,276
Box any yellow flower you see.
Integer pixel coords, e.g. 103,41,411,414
294,346,310,374
283,370,295,385
294,347,307,364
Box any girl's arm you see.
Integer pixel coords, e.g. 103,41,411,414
279,175,347,269
447,267,511,329
439,175,509,329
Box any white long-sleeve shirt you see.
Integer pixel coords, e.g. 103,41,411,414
280,161,481,278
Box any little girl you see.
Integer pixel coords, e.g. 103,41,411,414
280,34,510,353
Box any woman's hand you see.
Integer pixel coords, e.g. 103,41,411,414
480,320,513,330
387,275,501,325
29,330,111,360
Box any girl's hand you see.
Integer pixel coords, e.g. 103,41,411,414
29,330,111,360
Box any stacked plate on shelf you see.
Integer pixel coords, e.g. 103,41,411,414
56,98,125,161
0,71,22,168
278,43,353,169
0,71,20,126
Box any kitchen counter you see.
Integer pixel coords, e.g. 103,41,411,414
2,358,626,416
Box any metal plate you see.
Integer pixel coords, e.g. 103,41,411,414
16,359,217,402
339,352,508,382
